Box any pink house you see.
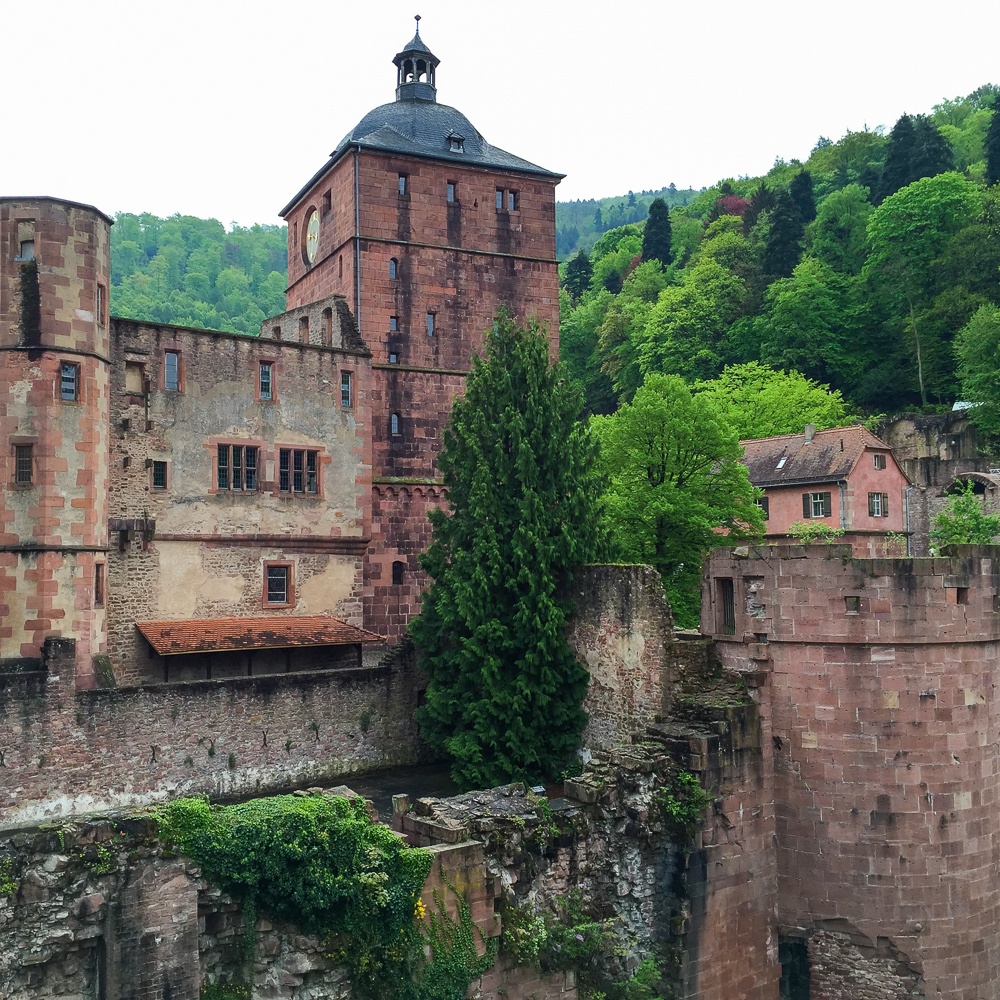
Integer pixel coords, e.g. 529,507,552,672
741,425,913,555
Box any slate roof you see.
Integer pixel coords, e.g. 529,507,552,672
741,425,897,488
136,615,384,656
280,100,562,217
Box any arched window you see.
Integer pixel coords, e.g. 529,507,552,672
390,413,401,436
389,258,398,280
392,560,406,585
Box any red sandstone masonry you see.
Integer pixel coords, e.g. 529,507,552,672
704,543,1000,1000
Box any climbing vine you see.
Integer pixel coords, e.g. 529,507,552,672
158,794,494,1000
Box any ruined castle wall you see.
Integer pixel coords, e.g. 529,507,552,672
566,564,676,751
0,638,422,830
704,544,1000,1000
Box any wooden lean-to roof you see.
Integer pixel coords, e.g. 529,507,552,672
136,616,384,656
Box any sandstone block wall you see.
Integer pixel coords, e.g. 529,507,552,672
704,543,1000,1000
0,637,422,829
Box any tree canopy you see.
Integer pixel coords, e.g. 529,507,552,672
411,313,607,789
593,374,763,627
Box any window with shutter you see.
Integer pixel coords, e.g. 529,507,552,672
802,493,811,518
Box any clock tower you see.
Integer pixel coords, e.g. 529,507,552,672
279,22,563,642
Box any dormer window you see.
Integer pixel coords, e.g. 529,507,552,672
448,135,464,153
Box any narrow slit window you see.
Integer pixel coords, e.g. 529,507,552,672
390,413,401,436
717,578,736,635
60,362,79,401
398,174,407,196
389,316,398,332
426,312,435,336
164,351,180,391
14,444,32,485
94,564,105,608
340,371,353,408
259,362,273,400
507,190,519,211
389,258,398,280
392,560,406,585
495,189,504,211
447,181,456,203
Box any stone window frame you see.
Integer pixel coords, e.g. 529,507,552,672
207,438,265,495
263,561,294,609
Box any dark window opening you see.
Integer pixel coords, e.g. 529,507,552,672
14,444,32,485
756,495,769,520
392,560,406,585
956,587,969,605
96,283,106,325
266,565,290,605
717,578,736,635
151,461,167,489
845,595,860,613
322,307,333,344
94,564,105,608
322,190,332,215
340,371,353,408
778,937,810,1000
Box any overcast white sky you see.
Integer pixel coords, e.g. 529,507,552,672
7,0,1000,227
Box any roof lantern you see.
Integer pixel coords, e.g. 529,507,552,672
393,15,439,102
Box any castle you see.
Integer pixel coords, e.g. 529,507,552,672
1,23,561,686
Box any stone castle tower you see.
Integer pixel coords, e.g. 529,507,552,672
279,22,563,640
0,198,112,686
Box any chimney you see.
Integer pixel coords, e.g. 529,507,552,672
804,423,816,444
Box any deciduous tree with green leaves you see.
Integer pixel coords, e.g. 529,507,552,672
412,313,608,789
694,362,851,439
955,303,1000,443
931,481,1000,547
593,374,764,628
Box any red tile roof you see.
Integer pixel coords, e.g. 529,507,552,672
741,425,904,488
136,615,385,656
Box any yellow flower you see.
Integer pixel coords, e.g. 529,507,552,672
414,899,427,920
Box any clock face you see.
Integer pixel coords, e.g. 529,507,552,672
305,210,320,264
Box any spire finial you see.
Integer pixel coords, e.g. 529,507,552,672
414,14,421,34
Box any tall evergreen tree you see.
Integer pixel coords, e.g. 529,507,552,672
641,197,673,267
562,249,593,300
789,171,817,224
878,114,917,202
762,190,804,278
411,313,608,789
909,114,954,181
986,99,1000,186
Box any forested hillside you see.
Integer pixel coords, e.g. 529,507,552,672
110,213,288,336
561,85,1000,417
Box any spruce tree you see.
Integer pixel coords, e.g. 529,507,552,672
789,171,816,224
642,197,673,267
878,114,917,202
910,115,954,182
562,249,593,300
762,190,804,278
986,99,1000,186
411,313,607,789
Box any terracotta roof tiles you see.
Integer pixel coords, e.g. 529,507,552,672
136,615,385,656
741,425,899,488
